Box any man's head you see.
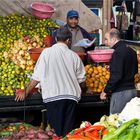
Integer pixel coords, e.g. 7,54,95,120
104,28,121,47
66,10,79,28
56,27,72,46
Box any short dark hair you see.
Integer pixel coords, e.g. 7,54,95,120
56,27,72,42
109,29,121,40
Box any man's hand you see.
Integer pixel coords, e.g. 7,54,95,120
15,80,39,102
15,90,27,102
100,91,107,100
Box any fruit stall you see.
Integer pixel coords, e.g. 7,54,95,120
0,1,111,136
0,1,110,107
1,1,140,140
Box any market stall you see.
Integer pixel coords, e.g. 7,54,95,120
1,1,140,139
0,92,109,113
0,0,105,119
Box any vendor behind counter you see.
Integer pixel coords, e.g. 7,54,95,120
52,10,95,53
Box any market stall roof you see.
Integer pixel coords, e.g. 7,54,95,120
0,0,102,32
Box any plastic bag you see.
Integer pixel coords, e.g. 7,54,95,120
119,97,140,122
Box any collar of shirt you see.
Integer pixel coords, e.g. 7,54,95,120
68,26,79,32
112,40,124,50
54,42,69,49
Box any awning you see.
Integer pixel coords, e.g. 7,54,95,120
0,0,102,32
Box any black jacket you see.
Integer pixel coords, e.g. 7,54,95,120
104,41,138,94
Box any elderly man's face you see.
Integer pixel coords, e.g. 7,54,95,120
67,17,79,28
104,33,115,47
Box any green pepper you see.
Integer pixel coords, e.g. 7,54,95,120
102,131,118,140
135,125,140,135
134,135,140,140
102,119,138,140
126,129,135,140
108,127,117,133
118,134,129,140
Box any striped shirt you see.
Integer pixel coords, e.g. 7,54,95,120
32,42,86,103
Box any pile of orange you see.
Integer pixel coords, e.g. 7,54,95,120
85,64,110,93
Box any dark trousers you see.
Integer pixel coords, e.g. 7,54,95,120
44,99,77,137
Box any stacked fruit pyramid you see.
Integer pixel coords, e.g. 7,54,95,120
0,13,58,96
84,64,110,93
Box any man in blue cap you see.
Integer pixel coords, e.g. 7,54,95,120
53,10,95,53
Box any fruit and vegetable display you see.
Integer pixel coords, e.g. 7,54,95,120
65,121,109,140
61,113,140,140
4,35,42,71
95,114,119,128
0,13,58,96
0,123,32,137
84,63,140,94
103,118,140,140
84,64,110,93
0,123,59,140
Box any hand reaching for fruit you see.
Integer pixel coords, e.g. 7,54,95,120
15,90,26,102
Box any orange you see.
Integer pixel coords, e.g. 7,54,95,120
105,74,110,80
100,77,105,83
91,77,96,81
98,72,103,77
95,74,100,79
98,84,103,90
97,65,102,69
89,83,94,88
86,74,91,78
87,68,93,74
94,80,99,87
94,69,99,75
102,71,107,76
102,67,107,72
85,65,91,71
97,88,102,93
91,73,95,78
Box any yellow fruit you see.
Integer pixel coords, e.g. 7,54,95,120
94,69,99,75
86,74,91,78
97,88,102,93
102,67,107,72
105,74,110,80
89,83,94,88
85,64,91,70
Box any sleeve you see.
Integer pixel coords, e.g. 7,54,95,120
32,50,46,82
104,51,124,94
75,56,86,83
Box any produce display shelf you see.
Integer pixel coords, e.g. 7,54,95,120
0,92,109,112
0,105,44,112
80,93,101,102
0,93,43,107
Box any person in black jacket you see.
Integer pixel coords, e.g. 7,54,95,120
100,28,138,114
52,10,95,53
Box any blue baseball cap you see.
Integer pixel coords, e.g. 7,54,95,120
67,10,79,18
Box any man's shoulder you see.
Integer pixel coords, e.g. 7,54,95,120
78,25,87,32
